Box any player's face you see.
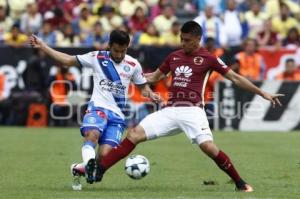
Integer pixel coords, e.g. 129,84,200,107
109,43,128,63
286,61,295,74
180,32,200,54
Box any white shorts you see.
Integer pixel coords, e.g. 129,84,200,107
139,106,213,145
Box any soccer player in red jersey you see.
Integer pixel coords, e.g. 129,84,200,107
92,21,283,192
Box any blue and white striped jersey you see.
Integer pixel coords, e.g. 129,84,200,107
76,50,146,119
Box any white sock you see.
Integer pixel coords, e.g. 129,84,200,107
82,142,96,166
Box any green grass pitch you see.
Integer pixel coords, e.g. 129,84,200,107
0,127,299,199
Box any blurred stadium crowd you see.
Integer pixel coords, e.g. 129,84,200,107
0,0,300,127
0,0,299,50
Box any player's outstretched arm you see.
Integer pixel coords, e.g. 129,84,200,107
145,69,166,84
29,35,79,67
224,69,284,108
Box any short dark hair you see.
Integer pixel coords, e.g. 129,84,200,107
109,30,130,46
181,21,202,37
285,58,295,64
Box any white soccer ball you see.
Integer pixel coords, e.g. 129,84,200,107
125,155,150,179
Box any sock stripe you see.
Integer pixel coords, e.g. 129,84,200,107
83,141,96,148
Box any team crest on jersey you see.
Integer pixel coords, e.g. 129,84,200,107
193,56,203,65
123,65,130,72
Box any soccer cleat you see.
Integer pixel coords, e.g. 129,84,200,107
235,179,253,192
71,163,85,176
70,163,82,191
236,184,254,192
85,159,96,184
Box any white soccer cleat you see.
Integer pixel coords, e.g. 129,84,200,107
71,163,82,191
241,184,254,192
72,182,82,191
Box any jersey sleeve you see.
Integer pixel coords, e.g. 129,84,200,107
132,62,147,85
158,54,172,75
76,51,97,69
210,57,230,75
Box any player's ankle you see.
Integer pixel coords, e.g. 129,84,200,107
95,163,106,182
235,179,246,189
235,179,251,190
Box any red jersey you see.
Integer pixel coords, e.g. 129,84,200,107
159,48,229,107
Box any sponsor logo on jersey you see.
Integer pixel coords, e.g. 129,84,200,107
174,66,192,87
173,57,180,61
101,60,109,67
125,60,136,67
194,56,203,65
173,81,188,87
175,66,193,78
97,55,106,59
99,79,126,96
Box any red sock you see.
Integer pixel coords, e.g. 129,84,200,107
100,138,136,170
213,150,242,183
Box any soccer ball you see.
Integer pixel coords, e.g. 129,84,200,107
125,155,150,179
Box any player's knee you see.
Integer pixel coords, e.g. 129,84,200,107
127,125,146,144
84,129,100,144
199,141,219,158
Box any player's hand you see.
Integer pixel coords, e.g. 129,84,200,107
144,73,152,78
262,92,284,108
144,72,156,84
144,73,152,82
150,92,163,104
29,34,44,48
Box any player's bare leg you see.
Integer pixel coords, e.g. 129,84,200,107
199,141,253,192
95,125,147,182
